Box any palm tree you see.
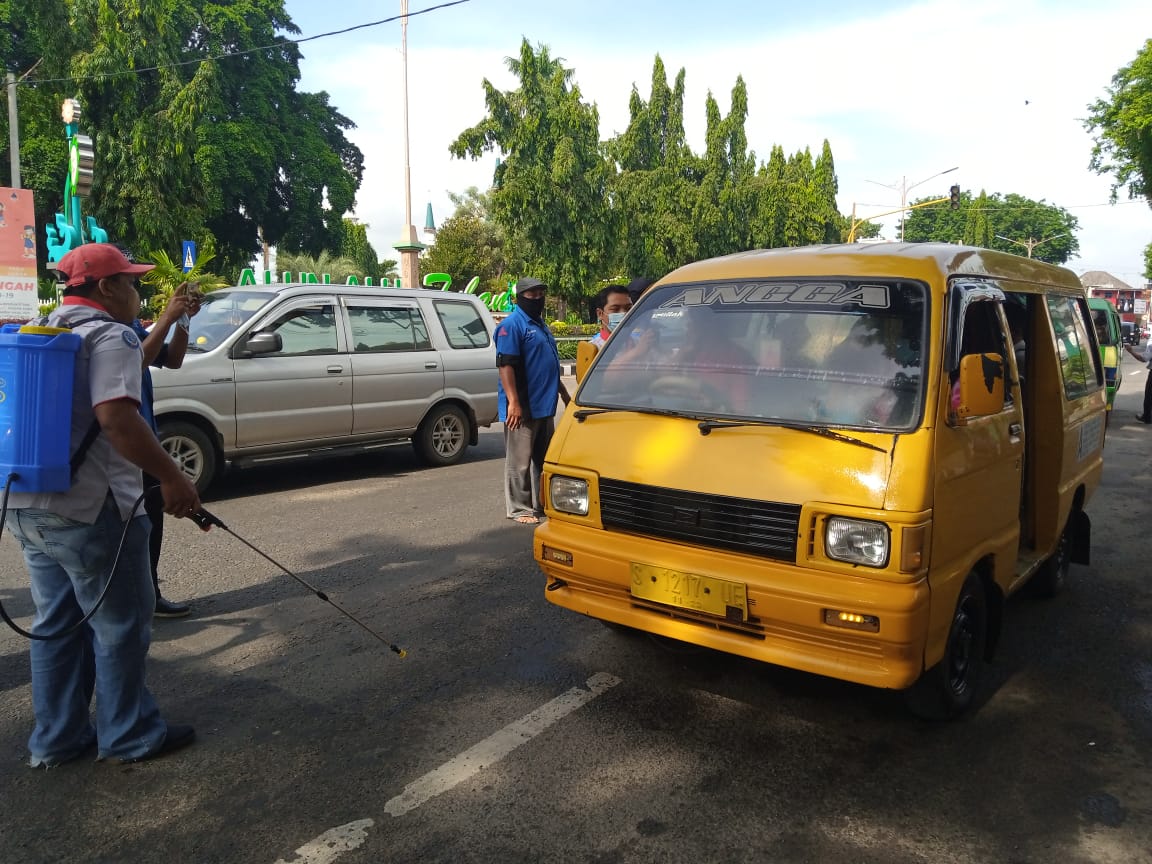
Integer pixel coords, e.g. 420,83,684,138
138,249,230,319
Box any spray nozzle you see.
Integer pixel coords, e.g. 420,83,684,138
190,508,225,532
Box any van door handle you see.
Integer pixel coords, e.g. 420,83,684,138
424,361,439,369
327,365,343,374
1009,423,1022,436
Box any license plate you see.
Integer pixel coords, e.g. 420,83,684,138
629,563,748,622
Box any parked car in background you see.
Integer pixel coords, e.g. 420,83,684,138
1088,298,1124,419
152,284,499,492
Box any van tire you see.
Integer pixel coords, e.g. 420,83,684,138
414,404,469,466
1033,522,1071,598
905,572,988,720
158,421,217,495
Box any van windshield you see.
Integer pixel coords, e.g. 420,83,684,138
578,279,928,431
186,290,275,351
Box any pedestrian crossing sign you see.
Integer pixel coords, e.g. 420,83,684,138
181,240,196,272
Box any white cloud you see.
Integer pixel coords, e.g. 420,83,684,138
297,0,1152,284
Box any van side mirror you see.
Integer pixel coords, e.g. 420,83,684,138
576,340,598,383
952,353,1005,424
244,331,283,356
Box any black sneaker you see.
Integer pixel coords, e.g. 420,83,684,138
154,596,191,618
1136,415,1151,424
106,724,196,765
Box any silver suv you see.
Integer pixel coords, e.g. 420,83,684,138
151,284,499,492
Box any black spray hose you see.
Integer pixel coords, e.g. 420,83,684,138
190,507,407,658
0,472,146,641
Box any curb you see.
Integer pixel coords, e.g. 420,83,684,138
561,363,577,377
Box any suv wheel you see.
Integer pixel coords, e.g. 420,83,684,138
415,404,469,466
158,421,217,494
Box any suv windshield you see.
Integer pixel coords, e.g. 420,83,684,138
187,290,276,351
578,279,928,431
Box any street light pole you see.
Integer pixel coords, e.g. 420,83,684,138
393,0,426,288
994,232,1068,258
864,166,958,240
6,73,20,188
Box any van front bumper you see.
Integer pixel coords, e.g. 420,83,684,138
537,519,930,690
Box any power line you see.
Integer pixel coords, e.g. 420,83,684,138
16,0,472,87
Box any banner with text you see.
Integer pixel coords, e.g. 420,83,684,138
0,188,39,320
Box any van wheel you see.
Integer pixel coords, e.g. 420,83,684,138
415,404,469,466
1033,522,1071,598
158,421,217,494
905,572,987,720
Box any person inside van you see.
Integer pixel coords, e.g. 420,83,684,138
661,306,756,412
1004,300,1027,389
589,284,633,348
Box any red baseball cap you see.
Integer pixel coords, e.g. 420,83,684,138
58,243,155,288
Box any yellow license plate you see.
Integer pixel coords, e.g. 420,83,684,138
629,563,748,622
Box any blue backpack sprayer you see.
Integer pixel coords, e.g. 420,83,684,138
0,322,405,656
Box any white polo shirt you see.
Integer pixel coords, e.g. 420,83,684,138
9,300,146,523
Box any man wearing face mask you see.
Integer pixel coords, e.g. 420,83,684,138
496,277,571,524
589,284,633,348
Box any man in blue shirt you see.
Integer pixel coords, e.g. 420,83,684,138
496,278,570,524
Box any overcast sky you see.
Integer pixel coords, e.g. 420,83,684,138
283,0,1152,288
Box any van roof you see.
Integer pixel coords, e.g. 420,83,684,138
660,243,1084,292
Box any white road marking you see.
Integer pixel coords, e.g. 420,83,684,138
273,819,373,864
384,672,622,817
271,673,621,862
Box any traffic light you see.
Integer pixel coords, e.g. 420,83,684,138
949,184,961,209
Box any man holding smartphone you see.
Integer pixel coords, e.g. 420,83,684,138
122,252,203,616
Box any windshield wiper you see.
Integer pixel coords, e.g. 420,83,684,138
573,406,684,422
795,425,887,452
573,408,617,421
696,418,887,452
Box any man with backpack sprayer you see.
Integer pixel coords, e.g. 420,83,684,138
5,243,202,767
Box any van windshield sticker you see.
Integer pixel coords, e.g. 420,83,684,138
659,282,891,311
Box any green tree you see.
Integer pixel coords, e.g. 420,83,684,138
2,0,363,280
1085,38,1152,205
1,0,76,271
962,190,992,247
340,218,382,281
903,190,1079,264
450,39,615,307
1144,240,1152,280
275,249,361,284
608,57,699,280
420,187,518,291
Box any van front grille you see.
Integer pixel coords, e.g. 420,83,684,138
598,479,800,561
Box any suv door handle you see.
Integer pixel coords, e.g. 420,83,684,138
327,365,344,374
424,361,439,369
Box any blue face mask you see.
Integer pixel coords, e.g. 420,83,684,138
606,312,627,331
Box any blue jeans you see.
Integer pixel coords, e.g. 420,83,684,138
8,495,166,765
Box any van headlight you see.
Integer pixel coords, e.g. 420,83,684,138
826,517,890,567
550,476,589,516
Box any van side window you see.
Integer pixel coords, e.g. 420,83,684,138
434,299,491,349
347,305,432,352
1047,295,1104,399
957,299,1013,402
259,302,338,356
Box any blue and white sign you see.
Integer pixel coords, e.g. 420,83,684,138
181,240,196,273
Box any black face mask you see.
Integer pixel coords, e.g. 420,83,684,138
518,296,545,320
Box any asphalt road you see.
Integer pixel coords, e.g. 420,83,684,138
1,365,1151,864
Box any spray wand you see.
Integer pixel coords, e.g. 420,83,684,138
191,508,407,658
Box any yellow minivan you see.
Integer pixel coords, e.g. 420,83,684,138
536,244,1105,718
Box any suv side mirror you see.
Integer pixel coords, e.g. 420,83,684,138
951,353,1005,425
244,331,283,356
